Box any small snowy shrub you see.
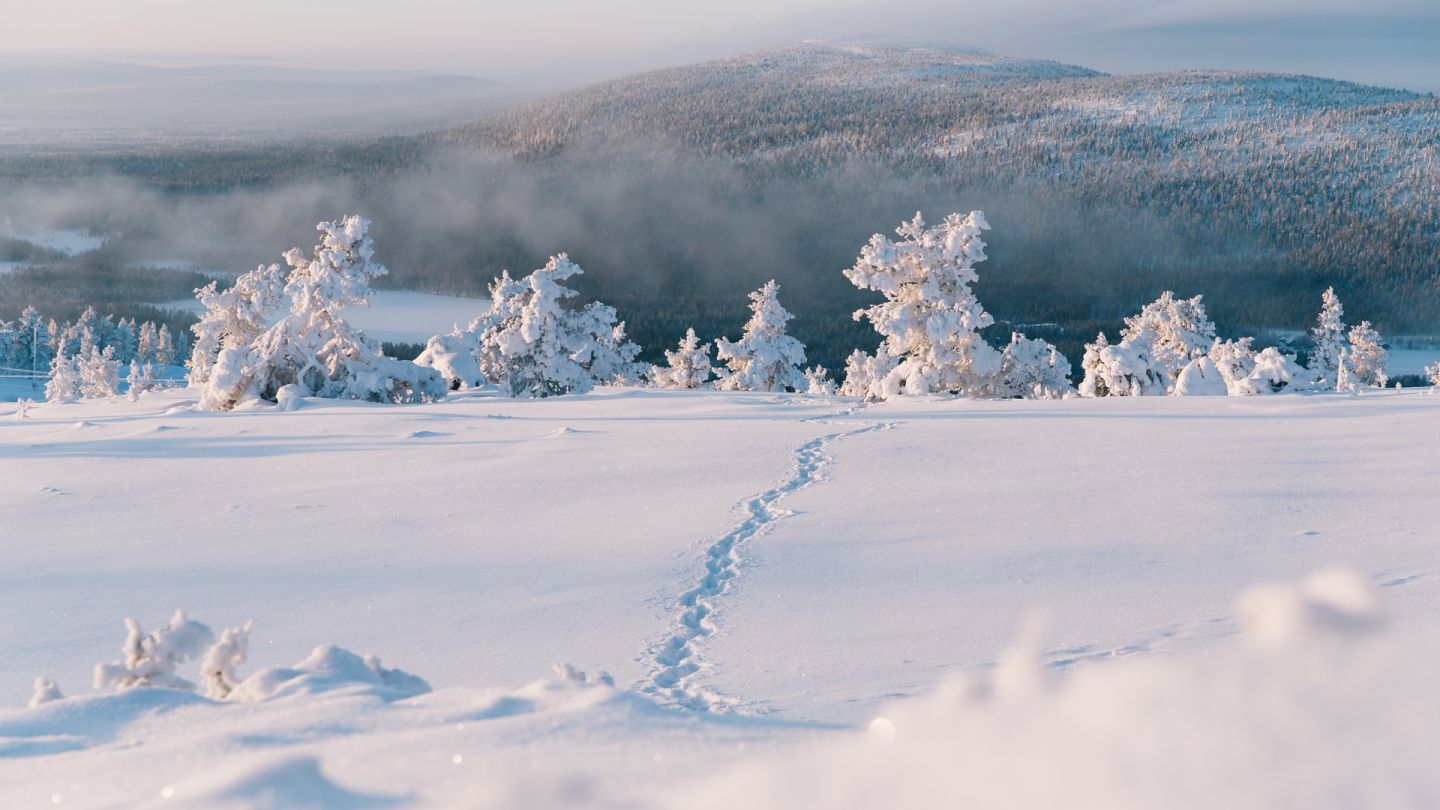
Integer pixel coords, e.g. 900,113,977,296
842,211,1001,399
94,610,216,692
126,359,161,401
1077,333,1166,397
804,366,837,395
1000,332,1073,399
651,328,715,389
1173,357,1229,396
715,280,808,393
1236,347,1312,395
1207,337,1257,394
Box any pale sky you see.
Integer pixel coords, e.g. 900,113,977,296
5,0,1438,91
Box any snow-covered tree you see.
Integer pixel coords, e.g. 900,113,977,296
1426,361,1440,387
715,280,808,392
839,349,897,399
999,332,1073,399
418,259,643,397
1077,332,1165,397
1119,292,1216,384
1173,357,1229,396
1207,337,1257,394
187,262,286,386
842,211,1001,399
44,347,84,403
650,327,715,389
155,325,176,366
80,346,121,399
13,306,50,374
127,359,161,401
1308,287,1347,389
94,610,215,692
1236,347,1313,395
1346,321,1387,387
199,216,446,410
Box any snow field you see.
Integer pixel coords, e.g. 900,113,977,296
1,387,1438,807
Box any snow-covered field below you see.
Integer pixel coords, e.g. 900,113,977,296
2,388,1438,808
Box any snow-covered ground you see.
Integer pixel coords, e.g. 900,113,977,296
156,290,490,344
2,388,1438,807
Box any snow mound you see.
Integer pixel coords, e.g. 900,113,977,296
185,754,403,809
228,645,430,702
679,569,1435,810
275,384,306,412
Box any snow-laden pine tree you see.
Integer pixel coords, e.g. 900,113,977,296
1077,332,1166,397
1119,292,1216,385
187,262,286,386
200,216,446,410
1308,287,1347,389
45,347,84,403
650,327,715,389
841,211,1001,399
127,359,161,401
1346,321,1387,387
1207,337,1256,394
416,270,528,390
1426,361,1440,387
15,306,50,374
715,280,808,392
1000,332,1073,399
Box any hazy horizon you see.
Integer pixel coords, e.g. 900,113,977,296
3,0,1438,93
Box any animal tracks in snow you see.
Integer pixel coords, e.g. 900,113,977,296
643,409,893,712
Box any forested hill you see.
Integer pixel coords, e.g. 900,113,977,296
428,40,1440,350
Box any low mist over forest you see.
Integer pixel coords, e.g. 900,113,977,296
3,40,1438,372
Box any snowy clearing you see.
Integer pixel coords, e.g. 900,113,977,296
2,388,1438,807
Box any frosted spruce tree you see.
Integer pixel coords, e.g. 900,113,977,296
650,327,715,389
1346,321,1387,387
1000,333,1073,399
714,280,808,393
80,346,121,399
1426,361,1440,388
841,211,1000,400
14,306,50,375
416,270,529,390
200,216,446,410
1119,292,1216,385
44,347,84,403
1308,287,1347,389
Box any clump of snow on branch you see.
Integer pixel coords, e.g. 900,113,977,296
715,280,808,393
417,256,644,397
650,327,715,389
197,216,446,410
841,211,1003,399
94,610,216,692
29,678,63,708
201,621,253,700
